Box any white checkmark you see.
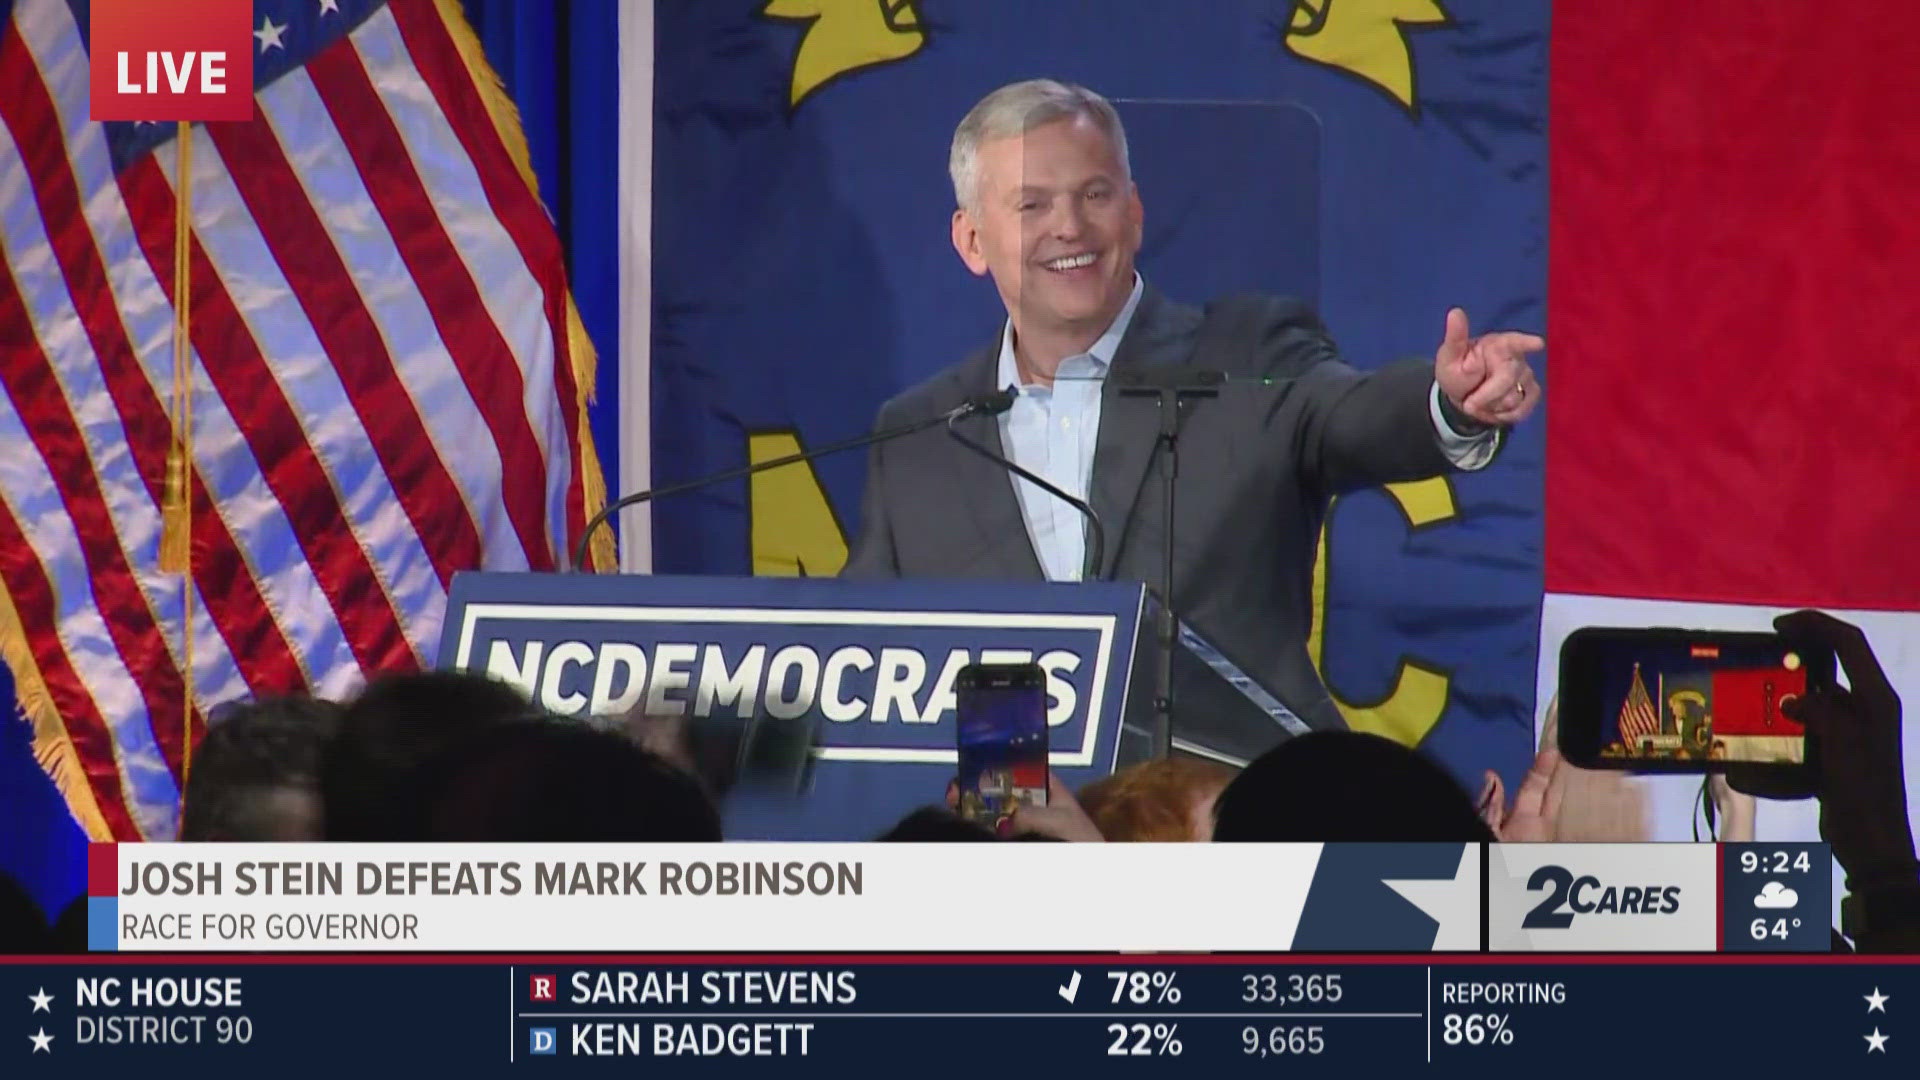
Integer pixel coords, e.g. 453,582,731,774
1058,971,1081,1004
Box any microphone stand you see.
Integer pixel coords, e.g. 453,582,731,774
1113,366,1224,760
945,412,1106,583
573,394,1015,572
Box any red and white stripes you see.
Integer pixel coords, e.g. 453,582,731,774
0,0,602,839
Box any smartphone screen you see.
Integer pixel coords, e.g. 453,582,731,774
1559,628,1834,771
955,663,1049,827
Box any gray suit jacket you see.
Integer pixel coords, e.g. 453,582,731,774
844,285,1490,740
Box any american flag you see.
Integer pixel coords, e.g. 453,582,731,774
0,0,609,841
1616,662,1660,750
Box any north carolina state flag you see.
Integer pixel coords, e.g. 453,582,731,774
1709,668,1806,738
1543,0,1920,854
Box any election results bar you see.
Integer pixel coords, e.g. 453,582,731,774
4,956,1909,1073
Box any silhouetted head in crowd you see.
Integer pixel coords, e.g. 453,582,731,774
49,896,87,954
0,872,48,954
1079,756,1237,841
180,696,341,841
413,720,723,842
1213,732,1496,843
323,670,535,840
877,807,999,842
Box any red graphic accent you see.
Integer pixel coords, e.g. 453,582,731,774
0,951,1891,969
1714,846,1725,951
1711,668,1807,737
1009,761,1047,790
529,973,558,1002
87,843,118,898
88,0,253,121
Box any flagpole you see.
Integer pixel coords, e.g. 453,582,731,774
159,120,196,788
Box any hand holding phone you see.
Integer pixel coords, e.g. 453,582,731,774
1771,610,1916,884
1557,627,1835,778
1003,772,1105,842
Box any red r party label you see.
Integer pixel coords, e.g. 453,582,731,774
89,0,254,122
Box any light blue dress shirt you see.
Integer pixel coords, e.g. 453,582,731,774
996,276,1496,581
995,278,1144,582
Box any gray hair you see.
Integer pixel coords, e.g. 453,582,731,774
948,79,1131,213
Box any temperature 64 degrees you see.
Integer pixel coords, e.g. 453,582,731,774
1107,971,1181,1005
1751,916,1802,940
1442,1013,1516,1047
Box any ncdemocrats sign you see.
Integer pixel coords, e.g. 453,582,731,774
438,573,1155,838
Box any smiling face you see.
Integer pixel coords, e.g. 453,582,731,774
951,115,1143,354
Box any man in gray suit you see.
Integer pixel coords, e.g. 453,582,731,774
844,80,1542,756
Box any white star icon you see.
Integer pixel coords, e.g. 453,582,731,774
1866,987,1890,1013
256,16,288,53
1865,1028,1889,1053
28,987,52,1013
319,0,341,14
28,1027,53,1053
1382,845,1481,951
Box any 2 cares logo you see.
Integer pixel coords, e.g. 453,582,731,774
89,0,254,122
1520,865,1683,929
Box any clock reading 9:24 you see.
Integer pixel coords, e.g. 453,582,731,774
1740,850,1812,874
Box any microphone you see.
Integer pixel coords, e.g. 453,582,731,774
573,393,1012,570
945,387,1107,582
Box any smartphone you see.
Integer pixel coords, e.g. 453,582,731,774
1558,627,1835,773
955,662,1049,828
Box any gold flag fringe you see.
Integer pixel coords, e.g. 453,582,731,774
0,580,112,840
436,0,614,571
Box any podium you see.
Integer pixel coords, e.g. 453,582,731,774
438,573,1308,839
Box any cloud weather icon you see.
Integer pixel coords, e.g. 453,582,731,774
1754,882,1799,910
